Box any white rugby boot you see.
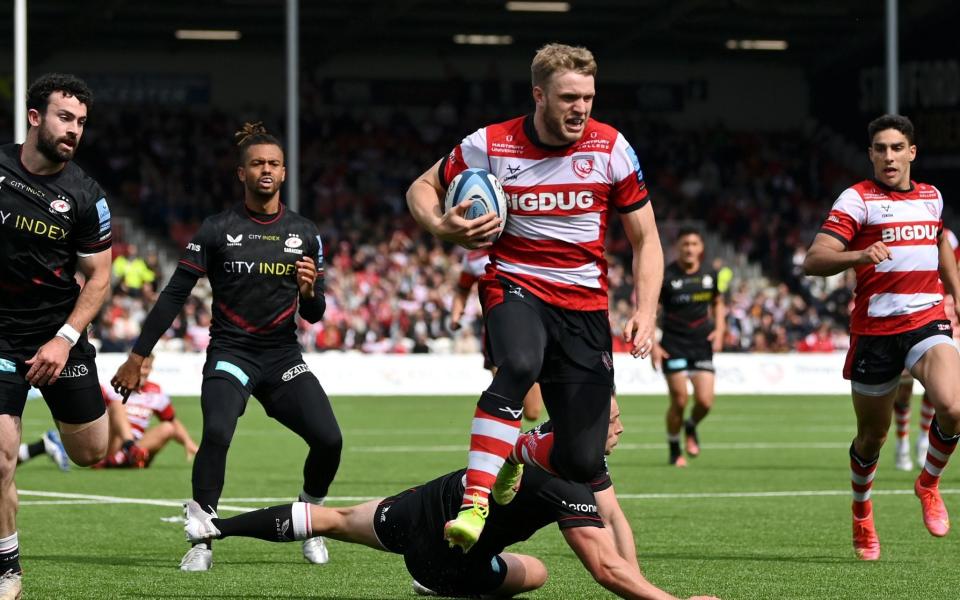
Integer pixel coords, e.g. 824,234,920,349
0,570,22,600
302,536,329,564
183,501,220,544
894,438,913,471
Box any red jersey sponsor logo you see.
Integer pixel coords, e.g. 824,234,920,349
508,190,594,211
880,224,938,243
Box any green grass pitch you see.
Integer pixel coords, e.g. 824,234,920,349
14,393,960,599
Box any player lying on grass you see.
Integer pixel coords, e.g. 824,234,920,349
97,355,198,468
183,397,719,600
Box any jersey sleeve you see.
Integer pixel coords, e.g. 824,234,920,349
819,188,866,246
539,478,605,530
589,457,613,493
608,134,649,213
438,128,489,188
933,186,945,234
155,396,175,422
74,189,113,256
178,218,216,276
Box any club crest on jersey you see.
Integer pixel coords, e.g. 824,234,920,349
572,155,594,179
284,233,304,255
702,275,714,289
671,279,683,289
227,234,243,246
49,199,70,214
926,202,938,218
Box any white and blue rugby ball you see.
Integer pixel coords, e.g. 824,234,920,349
444,168,508,242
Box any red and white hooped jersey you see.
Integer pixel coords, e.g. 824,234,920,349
819,179,946,335
101,381,175,440
457,249,490,290
440,115,649,311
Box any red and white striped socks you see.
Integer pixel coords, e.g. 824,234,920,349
850,445,879,519
918,418,960,489
919,395,936,438
463,407,521,509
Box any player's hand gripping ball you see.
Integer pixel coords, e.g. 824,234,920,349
444,168,508,243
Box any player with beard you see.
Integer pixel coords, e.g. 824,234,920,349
111,123,342,572
408,43,663,551
652,228,725,467
182,398,719,600
0,73,113,599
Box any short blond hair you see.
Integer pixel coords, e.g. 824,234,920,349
531,43,597,88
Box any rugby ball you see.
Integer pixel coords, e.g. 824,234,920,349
444,168,508,242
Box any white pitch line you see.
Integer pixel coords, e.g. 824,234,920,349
616,488,960,500
19,488,960,509
18,490,255,513
348,442,851,453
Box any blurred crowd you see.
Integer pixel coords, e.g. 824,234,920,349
0,98,863,354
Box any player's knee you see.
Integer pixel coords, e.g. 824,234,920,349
306,426,342,454
525,558,548,589
201,420,236,448
0,449,16,483
156,421,176,440
64,440,107,467
495,349,541,386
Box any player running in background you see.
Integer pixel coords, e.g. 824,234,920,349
98,354,198,468
183,398,719,600
407,43,663,551
803,114,960,560
891,226,960,471
0,73,113,599
890,373,935,471
111,123,342,572
450,249,543,422
652,228,725,467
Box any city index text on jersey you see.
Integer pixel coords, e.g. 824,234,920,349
0,211,69,240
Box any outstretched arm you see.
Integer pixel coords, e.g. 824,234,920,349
563,526,678,600
563,526,719,600
595,486,640,571
111,267,199,397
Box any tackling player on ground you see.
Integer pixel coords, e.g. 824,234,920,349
803,114,960,560
183,397,719,600
0,73,113,600
652,228,725,467
111,123,342,572
407,43,663,551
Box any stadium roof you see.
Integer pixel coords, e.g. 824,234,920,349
8,0,955,69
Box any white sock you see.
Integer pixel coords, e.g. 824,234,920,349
17,445,30,463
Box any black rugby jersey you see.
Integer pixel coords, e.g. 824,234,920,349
176,203,323,351
659,262,718,342
0,144,112,336
404,463,607,557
